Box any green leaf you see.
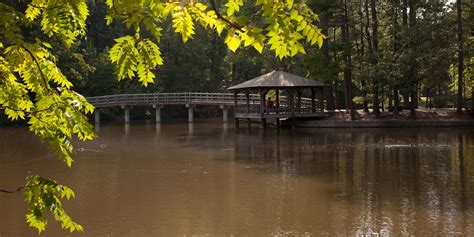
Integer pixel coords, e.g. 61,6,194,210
24,175,83,234
172,7,195,42
225,32,241,52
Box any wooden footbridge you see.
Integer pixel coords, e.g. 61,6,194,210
87,92,320,124
87,71,328,127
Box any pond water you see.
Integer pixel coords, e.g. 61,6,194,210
0,122,473,236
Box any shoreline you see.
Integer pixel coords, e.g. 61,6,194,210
284,119,474,128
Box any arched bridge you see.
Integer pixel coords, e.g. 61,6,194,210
87,92,318,124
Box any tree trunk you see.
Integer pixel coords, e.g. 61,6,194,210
370,0,380,116
321,10,335,111
393,87,400,117
342,0,355,120
409,87,417,119
403,91,410,109
358,2,369,113
392,0,400,117
415,86,419,109
471,86,473,112
402,0,408,26
456,0,464,114
388,87,393,111
231,63,236,82
334,79,339,109
381,86,385,112
325,84,335,111
400,0,409,113
408,0,417,119
429,89,433,110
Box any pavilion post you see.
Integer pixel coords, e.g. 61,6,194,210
288,89,296,128
318,88,324,112
246,91,250,113
259,89,267,129
234,91,238,110
311,88,316,113
276,89,280,114
259,89,265,115
287,89,295,117
234,91,239,128
297,89,302,112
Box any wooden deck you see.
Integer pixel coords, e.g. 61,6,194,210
235,112,325,119
235,107,324,119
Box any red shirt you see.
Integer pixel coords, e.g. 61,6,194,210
266,100,273,109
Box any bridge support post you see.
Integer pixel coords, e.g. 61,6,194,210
220,105,228,122
94,110,100,124
234,118,239,129
153,105,163,123
260,118,267,129
186,104,194,123
121,105,130,123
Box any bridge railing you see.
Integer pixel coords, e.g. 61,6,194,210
87,92,319,109
87,93,262,108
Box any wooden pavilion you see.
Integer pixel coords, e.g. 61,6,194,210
228,70,326,128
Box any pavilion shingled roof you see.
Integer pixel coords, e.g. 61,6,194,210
227,70,324,90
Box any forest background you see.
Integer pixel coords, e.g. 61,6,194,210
1,0,473,123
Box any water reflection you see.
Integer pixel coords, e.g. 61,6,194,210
0,125,473,236
124,123,130,135
155,123,161,135
94,123,100,134
188,123,194,136
228,128,474,235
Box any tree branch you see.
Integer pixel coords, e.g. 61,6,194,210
21,46,54,93
29,4,61,10
0,103,56,114
0,186,24,194
208,0,243,32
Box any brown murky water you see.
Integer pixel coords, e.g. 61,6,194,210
1,122,473,236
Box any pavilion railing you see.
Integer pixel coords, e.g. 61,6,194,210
234,99,323,115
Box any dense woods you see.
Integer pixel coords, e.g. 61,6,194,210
52,0,474,119
1,0,473,123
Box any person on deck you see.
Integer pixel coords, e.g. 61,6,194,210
266,97,274,111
